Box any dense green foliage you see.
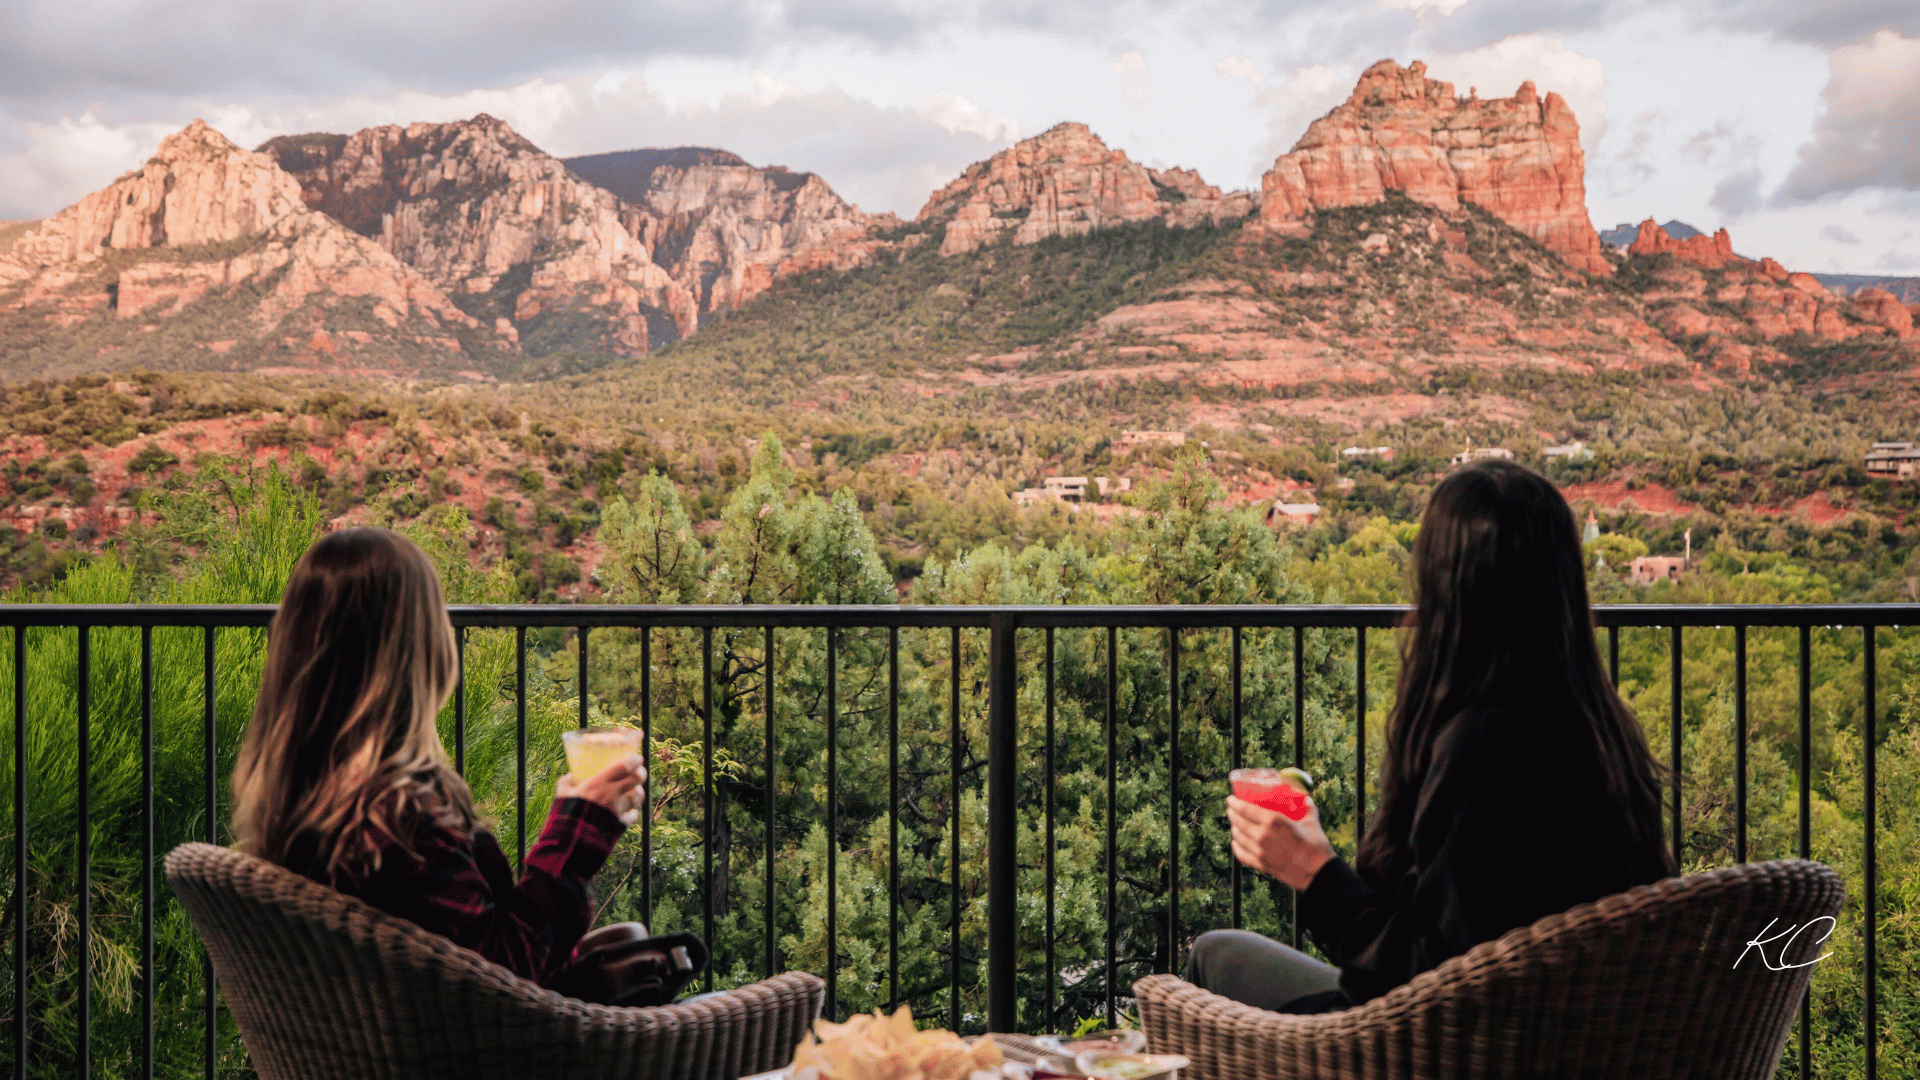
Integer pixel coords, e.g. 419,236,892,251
5,451,1911,1079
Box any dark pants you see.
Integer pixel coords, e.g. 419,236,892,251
1183,929,1343,1012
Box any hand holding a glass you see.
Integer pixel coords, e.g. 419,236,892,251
559,727,647,826
1227,768,1336,891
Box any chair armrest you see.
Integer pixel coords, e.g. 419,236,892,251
1134,974,1373,1080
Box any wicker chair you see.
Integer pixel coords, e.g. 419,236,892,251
165,842,824,1080
1136,859,1842,1080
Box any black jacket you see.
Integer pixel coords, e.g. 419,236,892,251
1287,704,1673,1013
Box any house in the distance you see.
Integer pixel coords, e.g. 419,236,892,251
1266,500,1320,527
1044,477,1089,502
1450,447,1514,466
1867,442,1920,479
1014,475,1126,507
1630,556,1689,584
1340,446,1393,461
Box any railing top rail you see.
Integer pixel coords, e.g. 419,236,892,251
0,602,1915,629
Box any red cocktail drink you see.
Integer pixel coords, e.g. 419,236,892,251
1230,768,1312,821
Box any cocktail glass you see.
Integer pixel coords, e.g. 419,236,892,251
1230,767,1312,821
562,726,643,783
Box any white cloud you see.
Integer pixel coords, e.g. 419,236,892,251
1423,34,1609,149
0,111,179,220
1109,51,1153,111
914,91,1020,143
1254,65,1346,163
1778,29,1920,201
1215,56,1264,86
750,70,807,108
1376,0,1470,16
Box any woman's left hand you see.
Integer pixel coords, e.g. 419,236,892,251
1227,794,1337,891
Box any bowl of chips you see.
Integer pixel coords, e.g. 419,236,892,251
785,1005,1014,1080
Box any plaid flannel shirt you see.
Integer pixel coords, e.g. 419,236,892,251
303,796,626,986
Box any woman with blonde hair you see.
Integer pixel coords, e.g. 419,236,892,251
232,527,644,985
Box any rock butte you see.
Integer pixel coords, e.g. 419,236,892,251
1259,59,1612,276
914,121,1255,255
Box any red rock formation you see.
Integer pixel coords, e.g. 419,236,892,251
917,122,1254,255
1629,219,1915,352
1852,287,1914,337
627,156,876,315
1259,60,1611,276
1628,220,1741,269
268,116,876,351
266,116,694,354
0,120,496,376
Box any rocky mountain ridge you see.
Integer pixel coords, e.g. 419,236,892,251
1626,219,1913,375
0,121,506,381
5,58,1914,390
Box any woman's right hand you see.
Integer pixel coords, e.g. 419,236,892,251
558,757,647,826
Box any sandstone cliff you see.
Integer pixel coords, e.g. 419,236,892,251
0,120,500,380
915,122,1254,255
264,116,697,355
1259,60,1610,276
572,148,878,317
1626,220,1913,371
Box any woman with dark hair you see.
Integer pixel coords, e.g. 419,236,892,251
1187,460,1676,1013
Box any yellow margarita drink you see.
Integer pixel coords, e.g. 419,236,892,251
562,726,642,782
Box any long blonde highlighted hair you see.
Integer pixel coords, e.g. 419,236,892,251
233,527,478,881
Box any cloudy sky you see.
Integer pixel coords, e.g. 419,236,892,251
3,0,1918,274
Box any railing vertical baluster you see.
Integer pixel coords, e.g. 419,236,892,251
1797,623,1811,1080
1105,626,1117,1029
822,625,835,1015
1608,624,1619,689
886,626,898,1008
515,625,527,871
453,627,466,778
986,613,1016,1034
1735,625,1747,864
1670,625,1682,867
704,625,717,996
767,625,778,982
1291,625,1303,952
576,627,589,729
1044,625,1056,1029
11,626,22,1080
77,626,89,1078
1863,625,1877,1080
1166,627,1179,974
141,626,154,1080
1230,626,1242,930
203,626,216,1080
949,625,961,1031
640,627,652,927
1355,625,1366,844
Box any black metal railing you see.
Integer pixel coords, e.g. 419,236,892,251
3,602,1913,1080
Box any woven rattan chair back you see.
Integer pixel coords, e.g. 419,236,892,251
166,842,823,1080
1136,859,1844,1080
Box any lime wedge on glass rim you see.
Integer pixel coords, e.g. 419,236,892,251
1277,767,1315,793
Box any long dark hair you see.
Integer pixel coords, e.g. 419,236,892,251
1355,460,1673,877
233,528,478,881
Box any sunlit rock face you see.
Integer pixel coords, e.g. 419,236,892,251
1258,59,1611,277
